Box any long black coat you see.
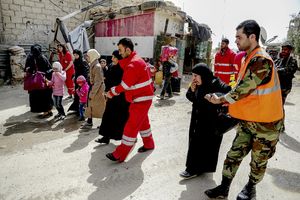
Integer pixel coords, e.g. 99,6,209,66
185,76,231,174
68,50,89,113
25,44,53,113
99,63,130,140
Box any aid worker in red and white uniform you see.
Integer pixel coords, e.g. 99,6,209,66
106,38,155,162
214,38,237,84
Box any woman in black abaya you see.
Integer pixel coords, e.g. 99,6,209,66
180,63,231,179
68,49,89,116
25,44,53,118
95,50,130,144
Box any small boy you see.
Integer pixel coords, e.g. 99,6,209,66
48,62,67,120
76,75,89,121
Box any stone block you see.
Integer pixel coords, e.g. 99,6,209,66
4,23,15,29
15,23,26,30
10,4,21,11
34,2,45,8
13,0,25,6
3,16,11,24
2,10,14,17
1,3,9,10
11,16,23,23
1,0,13,4
15,11,26,18
21,6,32,13
24,1,35,7
32,7,42,14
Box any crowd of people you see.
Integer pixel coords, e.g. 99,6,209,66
23,18,298,200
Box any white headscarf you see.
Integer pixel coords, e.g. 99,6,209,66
87,49,101,63
52,61,62,72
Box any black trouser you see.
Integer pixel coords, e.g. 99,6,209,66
160,75,172,97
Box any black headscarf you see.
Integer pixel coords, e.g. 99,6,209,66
192,63,214,86
191,63,217,98
73,49,89,83
25,44,52,79
112,50,122,60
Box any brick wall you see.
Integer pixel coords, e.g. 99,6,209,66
0,0,147,47
0,0,101,46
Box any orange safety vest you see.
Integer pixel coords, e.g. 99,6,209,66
229,47,283,123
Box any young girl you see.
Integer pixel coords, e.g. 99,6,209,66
76,75,89,121
48,62,67,120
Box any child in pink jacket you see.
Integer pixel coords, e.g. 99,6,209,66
48,62,67,120
76,75,89,121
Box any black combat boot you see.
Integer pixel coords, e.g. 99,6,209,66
204,176,232,199
236,180,256,200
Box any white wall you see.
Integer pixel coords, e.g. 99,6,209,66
95,36,155,58
154,11,184,36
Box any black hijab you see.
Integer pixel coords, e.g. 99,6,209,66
191,63,216,97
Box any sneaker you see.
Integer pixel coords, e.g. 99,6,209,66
157,95,164,100
179,171,198,180
54,113,61,119
80,122,93,129
59,115,66,120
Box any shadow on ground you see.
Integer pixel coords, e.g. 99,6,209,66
279,133,300,153
178,173,216,200
2,111,81,136
154,99,176,107
87,144,152,200
267,168,300,193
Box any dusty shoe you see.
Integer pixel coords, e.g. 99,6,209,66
106,153,118,161
137,146,154,153
179,171,198,180
157,95,165,100
236,181,256,200
95,137,110,144
80,122,93,129
54,113,61,119
204,176,232,199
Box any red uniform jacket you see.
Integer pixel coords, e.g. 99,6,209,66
108,51,154,103
214,47,236,84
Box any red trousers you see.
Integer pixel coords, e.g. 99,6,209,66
112,100,155,162
65,71,74,95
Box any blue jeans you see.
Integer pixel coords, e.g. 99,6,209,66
53,95,65,116
79,102,86,118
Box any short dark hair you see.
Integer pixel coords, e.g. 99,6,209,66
117,38,134,51
222,38,229,44
236,20,260,42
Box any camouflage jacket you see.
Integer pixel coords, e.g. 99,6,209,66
225,50,273,102
274,56,298,90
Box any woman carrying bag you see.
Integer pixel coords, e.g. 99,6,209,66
24,44,53,118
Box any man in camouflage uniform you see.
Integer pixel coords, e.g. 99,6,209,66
204,20,283,200
274,42,298,132
275,41,298,104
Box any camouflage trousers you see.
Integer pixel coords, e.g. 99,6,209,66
222,119,283,184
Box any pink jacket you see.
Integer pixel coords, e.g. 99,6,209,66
50,71,66,96
76,82,89,103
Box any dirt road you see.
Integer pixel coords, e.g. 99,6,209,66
0,77,299,200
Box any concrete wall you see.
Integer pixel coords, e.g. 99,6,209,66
0,0,99,46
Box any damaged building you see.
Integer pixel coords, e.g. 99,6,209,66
0,0,212,84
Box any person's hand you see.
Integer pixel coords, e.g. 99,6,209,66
106,92,112,99
190,81,197,92
204,93,222,104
